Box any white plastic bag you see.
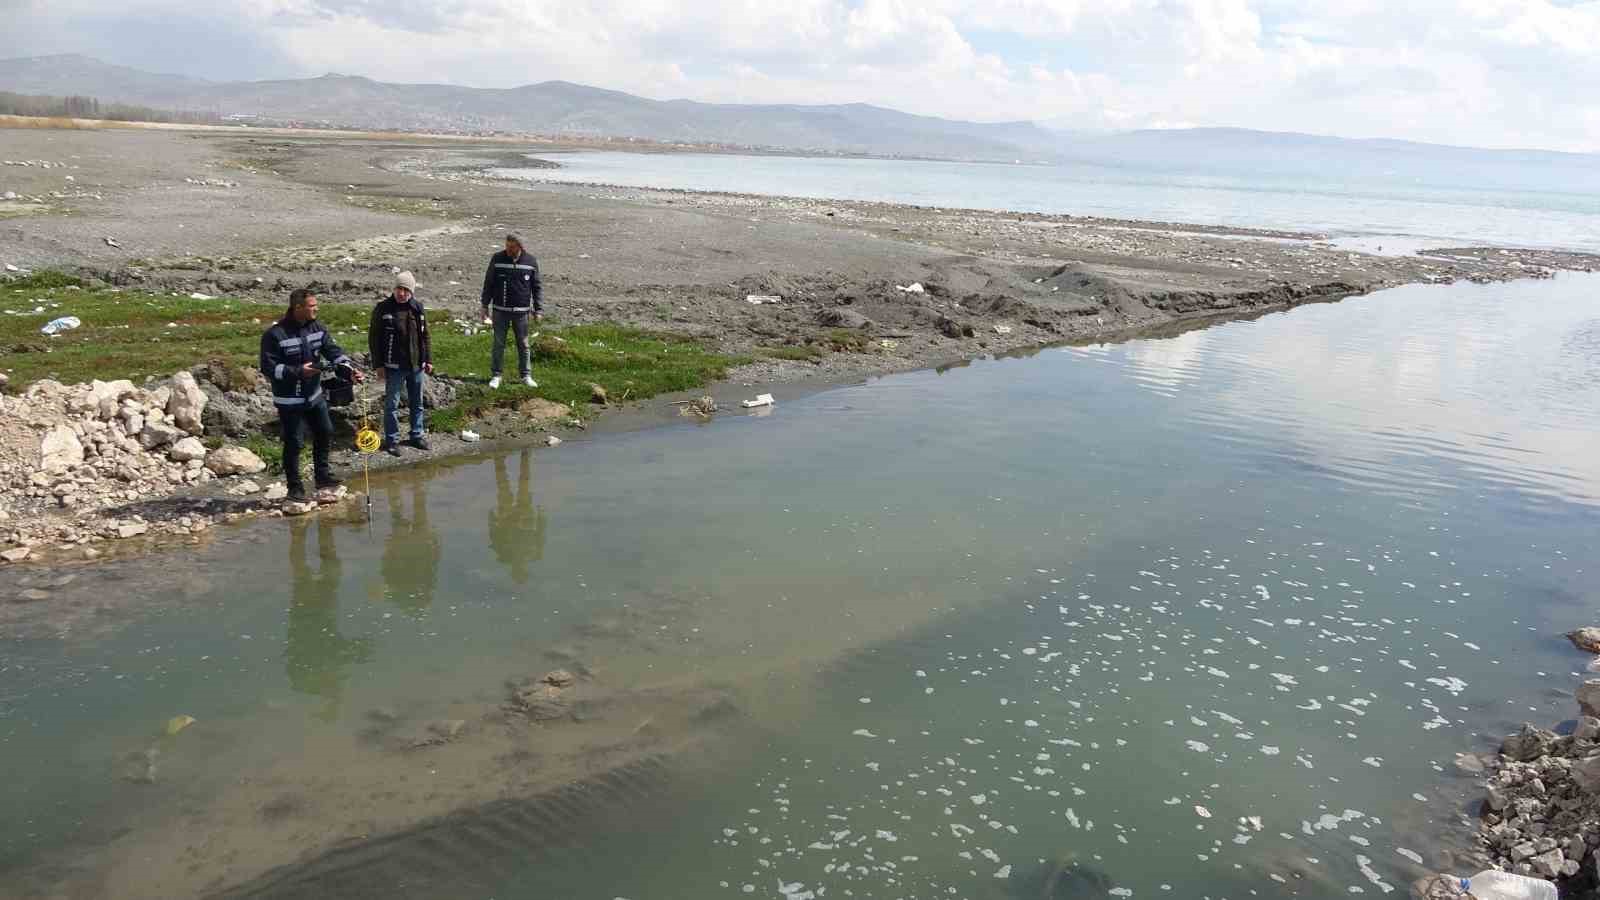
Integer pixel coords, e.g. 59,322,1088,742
1461,870,1558,900
41,316,81,335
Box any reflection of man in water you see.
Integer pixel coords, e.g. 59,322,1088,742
489,450,547,585
381,480,441,616
286,519,373,721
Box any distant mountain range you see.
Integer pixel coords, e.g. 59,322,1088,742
0,54,1061,161
2,54,1597,191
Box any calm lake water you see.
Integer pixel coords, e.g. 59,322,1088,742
494,151,1600,254
3,275,1599,899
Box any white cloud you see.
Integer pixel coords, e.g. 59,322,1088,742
9,0,1600,150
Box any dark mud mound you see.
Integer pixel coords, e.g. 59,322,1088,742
214,755,676,900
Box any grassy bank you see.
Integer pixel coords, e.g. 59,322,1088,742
0,273,746,441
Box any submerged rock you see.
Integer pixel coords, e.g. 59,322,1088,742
1579,680,1600,719
1409,873,1468,899
540,669,576,688
1502,725,1558,762
1007,858,1115,899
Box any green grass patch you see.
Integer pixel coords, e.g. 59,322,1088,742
242,433,286,476
824,328,873,353
758,344,827,362
1,274,746,446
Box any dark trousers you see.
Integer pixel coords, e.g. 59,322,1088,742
279,398,334,487
491,309,531,377
382,368,426,443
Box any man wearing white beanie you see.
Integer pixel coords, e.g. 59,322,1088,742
369,271,433,455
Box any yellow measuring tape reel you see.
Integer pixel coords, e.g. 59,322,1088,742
354,380,380,517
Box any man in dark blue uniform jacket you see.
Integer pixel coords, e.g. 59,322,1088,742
260,288,364,501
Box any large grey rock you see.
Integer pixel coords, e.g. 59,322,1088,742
1576,717,1600,742
1486,785,1509,811
1570,753,1600,793
138,421,182,450
39,425,84,473
935,315,974,339
85,379,137,419
1531,848,1565,878
205,446,266,476
168,437,207,462
1569,629,1600,653
817,307,874,330
1503,725,1558,762
167,371,207,434
1578,680,1600,719
199,385,274,437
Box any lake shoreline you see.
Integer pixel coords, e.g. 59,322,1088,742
2,125,1598,569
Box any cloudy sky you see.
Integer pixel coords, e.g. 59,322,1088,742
11,0,1600,151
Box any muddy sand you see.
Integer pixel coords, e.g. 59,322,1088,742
6,127,1596,385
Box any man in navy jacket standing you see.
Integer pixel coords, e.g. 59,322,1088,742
260,288,364,501
480,233,542,390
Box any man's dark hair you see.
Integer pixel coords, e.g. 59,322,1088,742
286,288,315,318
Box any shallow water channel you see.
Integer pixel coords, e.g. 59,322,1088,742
3,275,1598,899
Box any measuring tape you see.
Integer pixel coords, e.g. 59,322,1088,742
354,378,379,518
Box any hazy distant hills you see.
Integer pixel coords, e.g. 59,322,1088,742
0,54,1060,160
3,54,1597,190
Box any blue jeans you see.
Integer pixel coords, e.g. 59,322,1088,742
382,368,426,443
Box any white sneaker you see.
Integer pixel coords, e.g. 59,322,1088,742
522,375,538,388
488,376,502,389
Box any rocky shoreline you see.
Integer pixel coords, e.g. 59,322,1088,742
0,371,360,566
1409,635,1600,899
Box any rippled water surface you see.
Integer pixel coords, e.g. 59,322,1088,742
2,275,1597,899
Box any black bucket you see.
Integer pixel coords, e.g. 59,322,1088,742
324,375,356,408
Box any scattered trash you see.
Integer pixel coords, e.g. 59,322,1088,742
879,339,899,350
545,435,562,447
103,237,121,248
459,429,480,443
674,396,718,417
164,715,196,736
188,292,215,301
338,256,356,265
895,282,926,294
746,294,781,305
1457,869,1557,899
741,393,775,409
3,263,18,272
41,316,81,335
578,253,591,259
993,324,1013,335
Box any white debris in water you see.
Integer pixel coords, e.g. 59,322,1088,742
1396,848,1424,865
1425,676,1468,695
1195,806,1212,819
852,729,878,738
